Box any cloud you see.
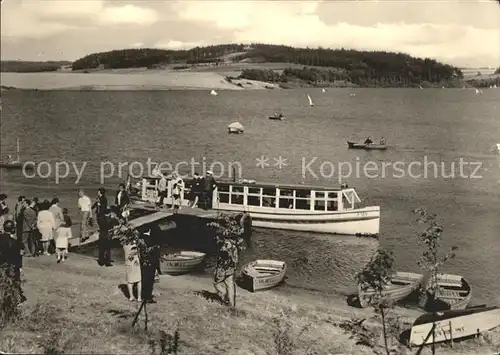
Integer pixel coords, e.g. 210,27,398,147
99,5,159,25
1,0,159,39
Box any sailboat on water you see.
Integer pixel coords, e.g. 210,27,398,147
210,89,218,96
307,94,314,107
0,138,35,170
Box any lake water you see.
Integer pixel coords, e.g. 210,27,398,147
1,76,499,304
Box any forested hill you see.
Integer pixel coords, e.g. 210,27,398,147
70,44,462,87
1,61,72,72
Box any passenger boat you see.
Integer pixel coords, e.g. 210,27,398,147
136,176,380,236
433,274,472,310
347,141,388,150
409,305,500,346
161,251,206,275
358,271,424,308
240,260,286,292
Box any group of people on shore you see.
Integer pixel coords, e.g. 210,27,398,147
0,194,72,264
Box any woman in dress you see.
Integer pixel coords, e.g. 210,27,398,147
37,201,56,255
55,208,72,263
123,243,142,302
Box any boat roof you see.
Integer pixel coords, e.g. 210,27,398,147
141,176,351,191
413,305,498,326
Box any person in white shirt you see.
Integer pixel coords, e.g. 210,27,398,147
157,173,168,209
77,189,92,242
170,172,184,213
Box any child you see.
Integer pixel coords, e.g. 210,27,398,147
56,208,72,263
123,243,142,302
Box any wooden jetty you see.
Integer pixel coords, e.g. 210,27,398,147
68,203,235,248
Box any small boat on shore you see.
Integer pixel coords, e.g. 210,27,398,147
161,251,206,275
409,305,500,346
358,271,424,308
347,141,388,150
433,274,472,310
269,113,284,120
240,260,286,292
0,138,35,170
228,122,244,134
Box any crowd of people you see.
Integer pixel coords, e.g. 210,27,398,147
0,171,239,309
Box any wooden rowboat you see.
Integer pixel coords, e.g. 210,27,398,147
358,271,423,308
347,141,388,150
433,274,472,310
409,305,500,346
161,251,206,275
240,259,286,292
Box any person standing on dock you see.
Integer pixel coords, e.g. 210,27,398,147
214,236,238,307
156,173,168,209
202,171,217,209
14,196,26,242
77,189,92,243
93,188,112,267
170,172,184,213
190,172,202,208
115,183,130,217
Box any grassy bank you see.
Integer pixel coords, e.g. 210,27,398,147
1,254,497,354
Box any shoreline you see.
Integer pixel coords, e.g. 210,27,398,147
2,253,497,354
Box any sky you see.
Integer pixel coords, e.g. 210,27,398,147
1,0,499,68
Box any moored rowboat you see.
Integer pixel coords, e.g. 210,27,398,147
240,259,286,292
409,305,500,346
358,271,424,308
161,251,206,275
432,273,472,310
347,141,388,150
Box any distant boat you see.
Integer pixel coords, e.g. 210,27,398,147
349,93,356,97
228,121,244,134
493,143,500,154
475,88,480,94
322,88,326,93
347,141,388,150
0,138,35,170
210,89,218,96
161,251,206,275
409,305,500,346
419,85,423,89
494,84,497,88
268,113,284,120
307,94,314,107
240,260,287,292
358,271,423,308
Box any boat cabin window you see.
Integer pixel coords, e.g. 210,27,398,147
230,185,244,205
295,189,311,210
261,187,276,207
279,189,294,209
247,187,262,206
216,184,230,203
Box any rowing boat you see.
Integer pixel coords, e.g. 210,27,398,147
240,259,286,292
433,274,472,310
409,305,500,346
358,271,423,308
347,141,388,150
161,251,206,275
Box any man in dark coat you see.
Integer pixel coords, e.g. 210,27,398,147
92,188,112,266
0,220,26,306
139,227,160,303
115,183,130,217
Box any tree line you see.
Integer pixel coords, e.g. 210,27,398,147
1,61,71,73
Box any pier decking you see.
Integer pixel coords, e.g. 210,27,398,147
68,204,222,248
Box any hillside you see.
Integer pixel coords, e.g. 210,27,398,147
0,60,72,73
70,44,463,88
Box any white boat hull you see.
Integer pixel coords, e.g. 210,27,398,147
216,204,380,235
410,307,500,346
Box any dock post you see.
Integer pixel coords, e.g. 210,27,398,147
449,321,453,348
